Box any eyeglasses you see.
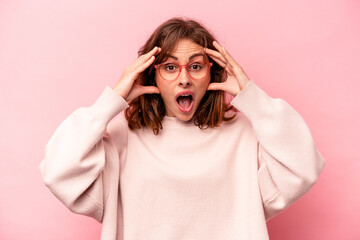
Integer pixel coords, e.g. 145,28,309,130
154,61,212,81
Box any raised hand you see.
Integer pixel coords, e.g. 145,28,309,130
205,41,251,96
113,46,161,102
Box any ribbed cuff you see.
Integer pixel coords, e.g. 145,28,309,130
90,86,129,122
230,79,277,120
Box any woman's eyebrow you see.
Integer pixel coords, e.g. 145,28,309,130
167,53,205,61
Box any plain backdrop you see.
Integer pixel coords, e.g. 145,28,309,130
1,0,359,239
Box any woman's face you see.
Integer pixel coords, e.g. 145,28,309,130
155,38,211,121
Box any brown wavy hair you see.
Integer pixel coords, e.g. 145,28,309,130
125,17,237,135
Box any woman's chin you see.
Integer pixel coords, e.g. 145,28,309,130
177,114,194,122
165,102,197,122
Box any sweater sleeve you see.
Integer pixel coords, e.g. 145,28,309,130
39,86,129,222
230,79,326,221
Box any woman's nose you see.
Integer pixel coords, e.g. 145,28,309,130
178,67,192,86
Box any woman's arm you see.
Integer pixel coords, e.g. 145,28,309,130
40,46,162,222
230,80,326,221
39,86,129,222
206,41,325,220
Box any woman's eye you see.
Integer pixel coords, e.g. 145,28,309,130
165,64,178,71
190,63,203,71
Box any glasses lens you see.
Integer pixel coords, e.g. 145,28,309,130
159,62,209,81
188,62,208,80
160,63,179,81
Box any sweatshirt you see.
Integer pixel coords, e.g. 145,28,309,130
39,79,325,240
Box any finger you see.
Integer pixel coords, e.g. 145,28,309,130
206,52,235,76
212,41,234,65
221,46,237,67
155,47,161,55
204,47,236,75
132,47,161,77
206,54,227,68
220,47,247,78
218,60,234,75
211,41,234,68
145,46,161,58
213,40,230,60
204,47,226,63
136,55,156,73
212,40,221,49
150,46,162,56
213,46,239,77
137,46,161,68
215,44,241,72
137,47,161,64
206,54,234,77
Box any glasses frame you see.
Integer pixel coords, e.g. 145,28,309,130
154,61,213,81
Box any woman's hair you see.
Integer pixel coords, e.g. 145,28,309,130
125,17,237,135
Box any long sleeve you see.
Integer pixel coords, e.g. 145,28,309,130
39,86,129,222
230,79,326,221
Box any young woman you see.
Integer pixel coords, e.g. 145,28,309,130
40,17,325,240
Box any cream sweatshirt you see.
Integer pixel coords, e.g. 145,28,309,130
40,79,325,240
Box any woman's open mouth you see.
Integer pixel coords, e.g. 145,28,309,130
176,91,194,113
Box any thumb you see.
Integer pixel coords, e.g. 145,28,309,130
207,82,225,91
126,85,160,102
139,85,160,95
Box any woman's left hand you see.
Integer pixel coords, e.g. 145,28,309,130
205,41,251,96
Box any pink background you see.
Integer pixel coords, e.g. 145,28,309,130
1,0,359,239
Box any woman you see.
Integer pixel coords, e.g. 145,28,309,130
40,17,325,240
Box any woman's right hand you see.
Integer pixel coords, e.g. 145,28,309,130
112,46,161,102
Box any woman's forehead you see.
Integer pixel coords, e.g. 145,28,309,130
164,52,206,62
171,39,203,54
161,39,208,62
